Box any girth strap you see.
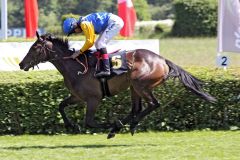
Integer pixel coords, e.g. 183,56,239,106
99,78,111,98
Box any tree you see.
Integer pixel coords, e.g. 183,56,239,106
8,0,24,27
147,0,174,20
133,0,151,20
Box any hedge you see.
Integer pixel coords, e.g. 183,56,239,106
0,67,239,135
171,0,217,36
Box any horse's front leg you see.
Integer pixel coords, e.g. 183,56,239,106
85,98,113,129
59,95,81,133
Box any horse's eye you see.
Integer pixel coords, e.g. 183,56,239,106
33,45,42,51
29,46,41,57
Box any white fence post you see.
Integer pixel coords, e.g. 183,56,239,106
0,0,8,40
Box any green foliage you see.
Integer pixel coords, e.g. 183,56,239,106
155,24,164,33
7,0,175,34
39,12,59,29
171,0,217,37
135,22,172,38
133,0,151,20
45,26,63,35
138,25,155,37
7,0,24,27
93,1,117,14
149,1,174,20
61,14,80,22
155,23,171,33
0,68,239,135
148,0,173,6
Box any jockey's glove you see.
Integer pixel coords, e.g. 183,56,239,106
71,50,82,59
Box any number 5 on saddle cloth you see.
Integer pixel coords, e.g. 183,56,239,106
93,49,129,77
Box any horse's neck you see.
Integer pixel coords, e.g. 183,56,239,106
49,49,81,81
50,59,69,76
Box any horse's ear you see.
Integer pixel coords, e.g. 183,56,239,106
36,31,44,41
36,31,40,39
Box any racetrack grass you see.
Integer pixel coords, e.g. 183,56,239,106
160,37,240,67
0,131,239,160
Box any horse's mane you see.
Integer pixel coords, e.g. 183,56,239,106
40,33,97,67
41,33,70,52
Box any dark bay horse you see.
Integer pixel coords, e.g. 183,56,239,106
19,32,216,138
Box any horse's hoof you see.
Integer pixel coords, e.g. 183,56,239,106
65,124,81,134
130,128,136,136
130,123,137,136
73,124,81,133
107,132,115,139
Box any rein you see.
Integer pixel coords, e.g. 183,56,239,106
39,41,89,75
62,54,88,75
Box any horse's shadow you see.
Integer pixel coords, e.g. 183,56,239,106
1,144,158,150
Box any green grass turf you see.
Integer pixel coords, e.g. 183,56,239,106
0,131,239,160
160,37,240,67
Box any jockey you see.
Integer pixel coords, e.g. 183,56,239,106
62,12,124,77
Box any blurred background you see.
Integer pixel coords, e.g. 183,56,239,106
3,0,173,36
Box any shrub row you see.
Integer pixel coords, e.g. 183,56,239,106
172,0,217,37
134,22,172,38
0,68,239,134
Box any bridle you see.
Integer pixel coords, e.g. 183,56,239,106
25,40,55,69
26,40,55,66
31,39,88,74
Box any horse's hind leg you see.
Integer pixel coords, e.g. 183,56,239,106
130,89,160,135
107,87,142,139
59,95,81,133
130,86,143,118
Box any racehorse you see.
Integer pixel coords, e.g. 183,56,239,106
19,32,216,138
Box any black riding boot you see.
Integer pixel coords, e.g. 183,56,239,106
95,49,101,74
95,48,111,77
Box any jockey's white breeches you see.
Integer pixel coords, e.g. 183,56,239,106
95,14,124,49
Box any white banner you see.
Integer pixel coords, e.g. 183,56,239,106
218,0,240,53
0,39,159,71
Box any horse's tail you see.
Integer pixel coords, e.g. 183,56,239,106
165,59,217,103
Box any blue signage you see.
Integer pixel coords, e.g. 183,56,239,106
7,28,45,37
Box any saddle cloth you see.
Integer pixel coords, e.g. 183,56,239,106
89,49,129,76
109,50,128,76
95,50,129,97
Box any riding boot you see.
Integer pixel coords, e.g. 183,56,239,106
95,48,111,77
95,49,102,74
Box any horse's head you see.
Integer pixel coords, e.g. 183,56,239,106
19,31,55,71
